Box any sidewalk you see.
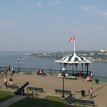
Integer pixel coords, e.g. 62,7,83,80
0,95,26,107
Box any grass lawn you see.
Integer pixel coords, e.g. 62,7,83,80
10,96,84,107
0,91,14,103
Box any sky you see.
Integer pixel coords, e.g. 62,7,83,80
0,0,107,52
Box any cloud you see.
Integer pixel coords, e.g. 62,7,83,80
81,5,96,11
32,1,60,7
101,11,107,16
82,5,107,17
54,1,60,4
32,2,43,7
48,1,60,6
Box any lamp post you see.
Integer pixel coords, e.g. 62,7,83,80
62,67,65,98
17,59,20,72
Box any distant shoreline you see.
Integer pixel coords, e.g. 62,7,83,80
25,50,107,62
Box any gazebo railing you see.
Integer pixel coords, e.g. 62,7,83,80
66,70,91,77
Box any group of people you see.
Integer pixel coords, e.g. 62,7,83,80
0,65,14,77
37,69,46,76
4,76,13,85
81,87,93,99
6,65,15,76
1,65,14,86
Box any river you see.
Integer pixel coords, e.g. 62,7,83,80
0,51,107,77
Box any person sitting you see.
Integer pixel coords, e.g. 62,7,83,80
4,78,7,85
37,69,42,75
86,75,92,82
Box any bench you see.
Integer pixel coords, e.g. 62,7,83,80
74,99,95,107
65,76,77,80
65,95,75,104
6,85,19,90
55,89,71,95
65,96,94,106
27,87,43,93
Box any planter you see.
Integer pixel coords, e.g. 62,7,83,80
95,79,99,84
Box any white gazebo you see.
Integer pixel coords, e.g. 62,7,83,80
55,37,92,77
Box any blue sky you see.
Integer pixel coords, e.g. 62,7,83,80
0,0,107,51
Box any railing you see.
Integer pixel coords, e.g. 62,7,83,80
0,67,60,75
0,67,107,83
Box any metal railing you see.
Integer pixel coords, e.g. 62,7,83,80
0,67,107,83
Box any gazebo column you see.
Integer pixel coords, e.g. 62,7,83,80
63,63,67,73
71,64,74,71
75,63,78,71
59,63,67,73
60,63,62,72
86,63,89,76
81,63,83,71
84,63,87,76
85,64,87,71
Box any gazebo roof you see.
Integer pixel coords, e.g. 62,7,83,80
55,52,91,64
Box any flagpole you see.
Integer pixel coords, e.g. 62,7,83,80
73,36,76,54
74,39,75,54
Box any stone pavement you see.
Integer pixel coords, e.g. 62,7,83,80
0,95,26,107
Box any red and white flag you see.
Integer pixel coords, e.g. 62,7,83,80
69,37,75,42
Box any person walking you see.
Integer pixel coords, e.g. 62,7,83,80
89,87,93,99
9,77,13,85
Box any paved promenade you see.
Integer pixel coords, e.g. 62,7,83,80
0,73,107,107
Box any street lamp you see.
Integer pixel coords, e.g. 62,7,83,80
17,59,20,72
62,67,65,98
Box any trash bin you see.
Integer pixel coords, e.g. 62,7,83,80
81,90,85,97
95,79,99,84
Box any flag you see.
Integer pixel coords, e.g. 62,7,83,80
69,37,75,42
